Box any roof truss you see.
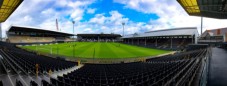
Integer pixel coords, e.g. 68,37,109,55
0,0,23,22
177,0,227,19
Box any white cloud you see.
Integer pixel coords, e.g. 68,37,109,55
70,9,84,21
1,0,96,37
89,14,106,24
3,0,227,39
86,10,154,35
114,0,227,34
41,8,55,15
87,8,96,14
83,28,93,33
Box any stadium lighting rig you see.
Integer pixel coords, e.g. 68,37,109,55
72,20,75,40
122,22,125,36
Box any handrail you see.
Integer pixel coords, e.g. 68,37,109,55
198,47,212,86
163,49,207,86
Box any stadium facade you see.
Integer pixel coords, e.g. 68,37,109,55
199,28,227,46
178,0,227,85
177,0,227,49
122,27,199,50
6,25,75,44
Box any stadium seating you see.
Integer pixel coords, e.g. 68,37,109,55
8,36,56,43
0,42,76,74
124,38,192,50
0,81,3,86
30,81,38,86
0,41,208,86
52,49,206,86
16,79,23,86
41,79,51,86
65,38,74,42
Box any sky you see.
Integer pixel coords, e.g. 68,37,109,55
2,0,227,37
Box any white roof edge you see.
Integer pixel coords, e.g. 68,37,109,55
145,27,197,33
7,25,74,35
122,27,198,38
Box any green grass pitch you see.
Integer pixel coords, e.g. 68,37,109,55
21,42,171,59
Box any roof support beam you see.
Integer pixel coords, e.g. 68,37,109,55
0,0,23,22
0,0,3,7
0,23,2,41
178,0,227,19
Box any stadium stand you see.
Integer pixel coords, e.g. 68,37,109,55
122,27,198,50
0,41,210,86
6,25,75,45
1,24,212,86
51,47,208,86
199,28,227,47
0,42,76,73
8,36,56,43
0,41,78,86
125,38,192,50
77,34,121,42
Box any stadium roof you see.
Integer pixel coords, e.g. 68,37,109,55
177,0,227,19
7,25,75,36
0,0,23,22
122,27,198,38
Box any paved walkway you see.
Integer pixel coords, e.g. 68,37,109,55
51,65,83,79
208,48,227,86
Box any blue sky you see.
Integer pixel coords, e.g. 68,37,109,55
81,0,159,22
2,0,227,37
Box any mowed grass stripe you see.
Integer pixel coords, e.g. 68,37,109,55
78,42,100,58
60,43,93,56
21,42,171,59
74,42,97,57
115,43,149,57
98,43,118,58
120,43,167,56
93,42,101,58
108,43,135,58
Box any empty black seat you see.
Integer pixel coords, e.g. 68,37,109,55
0,81,3,86
41,80,51,86
16,80,23,86
30,81,38,86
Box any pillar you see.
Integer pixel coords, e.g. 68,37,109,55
155,38,157,47
132,38,133,44
138,38,139,45
171,37,172,48
0,23,2,41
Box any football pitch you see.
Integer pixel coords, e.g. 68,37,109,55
21,42,171,59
